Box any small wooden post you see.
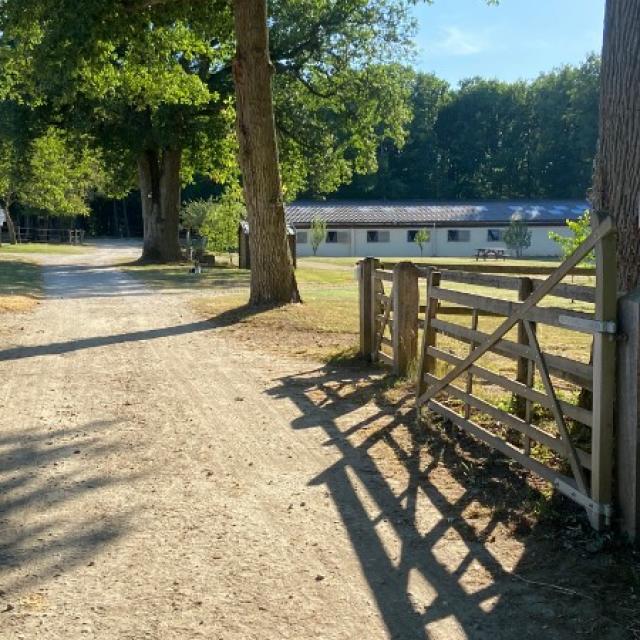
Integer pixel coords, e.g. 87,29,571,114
392,262,419,377
590,213,617,530
359,257,379,361
616,288,640,543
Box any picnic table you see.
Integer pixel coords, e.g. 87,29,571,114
475,247,507,261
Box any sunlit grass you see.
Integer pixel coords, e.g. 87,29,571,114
0,242,89,255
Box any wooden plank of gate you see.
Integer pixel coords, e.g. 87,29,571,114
524,320,588,494
416,215,612,408
431,318,593,390
373,297,392,362
431,287,594,333
428,399,571,486
424,373,592,469
426,346,592,426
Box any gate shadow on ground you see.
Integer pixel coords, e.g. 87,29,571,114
267,365,634,640
0,419,141,597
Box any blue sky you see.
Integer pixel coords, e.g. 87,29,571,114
412,0,605,86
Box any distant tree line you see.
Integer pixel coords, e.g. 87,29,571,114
331,55,600,201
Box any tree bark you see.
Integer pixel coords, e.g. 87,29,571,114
137,148,183,263
592,0,640,293
232,0,300,305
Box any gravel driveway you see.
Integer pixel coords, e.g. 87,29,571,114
0,243,631,640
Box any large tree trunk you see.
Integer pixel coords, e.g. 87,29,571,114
137,148,183,263
592,0,640,293
232,0,300,305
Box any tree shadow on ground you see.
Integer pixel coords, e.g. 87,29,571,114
0,303,278,362
0,419,141,598
40,261,250,300
267,364,639,640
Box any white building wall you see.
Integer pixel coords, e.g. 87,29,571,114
295,225,571,258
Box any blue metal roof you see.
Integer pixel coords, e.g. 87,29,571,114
285,200,589,227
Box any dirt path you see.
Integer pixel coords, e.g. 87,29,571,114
0,245,632,639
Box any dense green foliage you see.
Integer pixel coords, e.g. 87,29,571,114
334,56,600,201
199,193,243,256
181,193,243,257
0,0,415,200
0,101,101,219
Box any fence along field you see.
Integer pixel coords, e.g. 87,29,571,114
358,214,623,532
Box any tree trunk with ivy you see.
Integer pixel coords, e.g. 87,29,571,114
137,148,183,263
232,0,300,305
592,0,640,293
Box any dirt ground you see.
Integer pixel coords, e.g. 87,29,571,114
0,242,637,640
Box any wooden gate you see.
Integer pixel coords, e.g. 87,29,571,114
415,215,616,529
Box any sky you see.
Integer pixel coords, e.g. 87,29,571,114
412,0,605,86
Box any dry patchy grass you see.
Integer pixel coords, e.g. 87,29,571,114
0,258,42,315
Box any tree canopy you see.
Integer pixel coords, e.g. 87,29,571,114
334,56,600,201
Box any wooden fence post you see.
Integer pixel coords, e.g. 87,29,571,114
616,288,640,544
359,257,379,361
392,261,419,376
590,217,617,530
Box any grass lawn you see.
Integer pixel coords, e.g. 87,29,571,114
300,255,564,269
129,259,594,373
124,261,356,290
0,242,89,255
0,257,43,313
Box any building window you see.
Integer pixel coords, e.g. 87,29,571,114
407,229,431,243
325,231,349,244
296,231,308,244
367,230,390,243
487,229,504,242
447,229,470,242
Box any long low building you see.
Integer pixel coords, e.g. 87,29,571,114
285,200,587,258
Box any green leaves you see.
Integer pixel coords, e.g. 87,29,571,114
549,210,594,265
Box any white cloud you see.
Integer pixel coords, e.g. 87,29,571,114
431,26,490,56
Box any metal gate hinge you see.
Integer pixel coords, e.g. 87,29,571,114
558,315,617,334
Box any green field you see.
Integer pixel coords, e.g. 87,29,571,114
0,242,89,255
300,255,564,269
